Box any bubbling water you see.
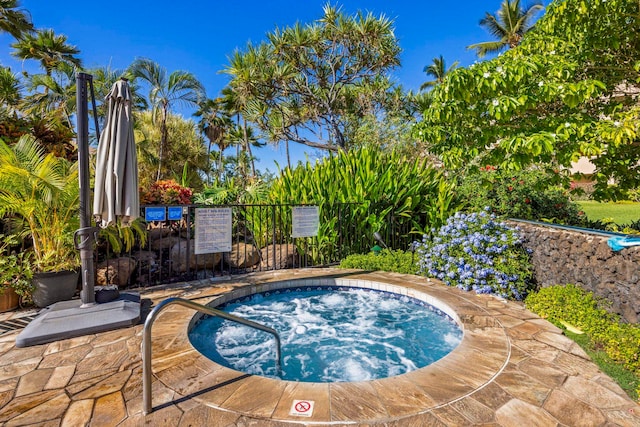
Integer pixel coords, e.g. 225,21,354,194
189,287,462,382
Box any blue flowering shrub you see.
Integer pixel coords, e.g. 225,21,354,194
416,209,534,300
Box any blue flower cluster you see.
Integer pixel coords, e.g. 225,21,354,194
416,209,533,300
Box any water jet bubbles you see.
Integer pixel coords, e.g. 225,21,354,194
190,287,461,382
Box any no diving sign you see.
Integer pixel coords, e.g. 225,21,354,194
289,399,314,417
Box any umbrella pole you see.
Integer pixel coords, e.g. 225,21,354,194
75,72,97,307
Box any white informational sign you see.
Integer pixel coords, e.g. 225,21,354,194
292,206,319,238
194,208,232,254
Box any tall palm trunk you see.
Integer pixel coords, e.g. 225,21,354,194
157,105,168,181
286,140,291,169
218,144,224,182
244,118,256,177
206,138,213,185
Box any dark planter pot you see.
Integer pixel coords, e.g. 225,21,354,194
32,271,79,308
0,286,19,312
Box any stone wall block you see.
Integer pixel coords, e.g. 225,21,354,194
594,241,613,260
151,236,183,251
516,222,640,323
170,239,223,273
96,257,137,288
223,242,261,269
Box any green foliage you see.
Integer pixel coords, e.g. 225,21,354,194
0,1,34,41
525,283,614,333
415,0,640,201
339,249,418,275
134,111,208,191
458,166,585,224
223,3,402,152
576,216,640,235
0,135,80,272
97,217,148,255
268,146,459,263
194,177,269,205
0,110,76,160
525,284,640,376
421,55,458,91
467,0,544,57
626,188,640,203
129,59,205,184
416,209,534,300
0,233,33,298
11,28,81,76
346,110,415,152
194,177,272,249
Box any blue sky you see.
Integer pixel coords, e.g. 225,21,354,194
0,1,537,173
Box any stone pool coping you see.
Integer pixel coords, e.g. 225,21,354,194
146,269,640,425
151,272,509,423
0,268,639,426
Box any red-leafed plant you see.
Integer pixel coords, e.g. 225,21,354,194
141,179,193,205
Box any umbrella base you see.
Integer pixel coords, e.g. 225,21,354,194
15,293,140,347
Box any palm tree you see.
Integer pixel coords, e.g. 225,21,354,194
420,55,459,91
89,65,148,116
0,66,22,111
11,28,81,76
21,63,76,121
0,135,80,272
194,97,232,183
467,0,544,58
19,63,77,159
129,58,205,181
220,87,265,179
228,122,261,179
407,90,434,117
0,0,33,40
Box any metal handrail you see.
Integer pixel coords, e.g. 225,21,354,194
142,297,282,414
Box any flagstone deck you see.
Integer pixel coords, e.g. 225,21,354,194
0,269,638,426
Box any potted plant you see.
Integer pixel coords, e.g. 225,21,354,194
0,136,80,307
0,234,33,312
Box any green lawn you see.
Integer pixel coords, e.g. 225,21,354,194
578,201,640,224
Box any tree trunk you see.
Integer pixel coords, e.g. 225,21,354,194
206,137,213,185
286,140,291,169
157,106,168,181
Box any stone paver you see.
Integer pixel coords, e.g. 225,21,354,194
543,388,607,426
0,269,637,426
494,399,557,427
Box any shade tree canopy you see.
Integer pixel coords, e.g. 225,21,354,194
223,3,402,153
415,0,640,200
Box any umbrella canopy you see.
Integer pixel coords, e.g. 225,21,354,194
93,79,139,228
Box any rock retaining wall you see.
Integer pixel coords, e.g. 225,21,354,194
515,221,640,323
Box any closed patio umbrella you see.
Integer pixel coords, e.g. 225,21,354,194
93,78,139,228
15,74,141,347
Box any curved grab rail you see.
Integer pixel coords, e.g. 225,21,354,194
142,297,282,414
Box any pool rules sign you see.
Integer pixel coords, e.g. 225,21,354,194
194,208,232,254
292,206,319,238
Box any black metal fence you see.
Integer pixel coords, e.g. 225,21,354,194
96,203,427,288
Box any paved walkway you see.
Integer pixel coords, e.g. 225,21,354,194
0,269,638,426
